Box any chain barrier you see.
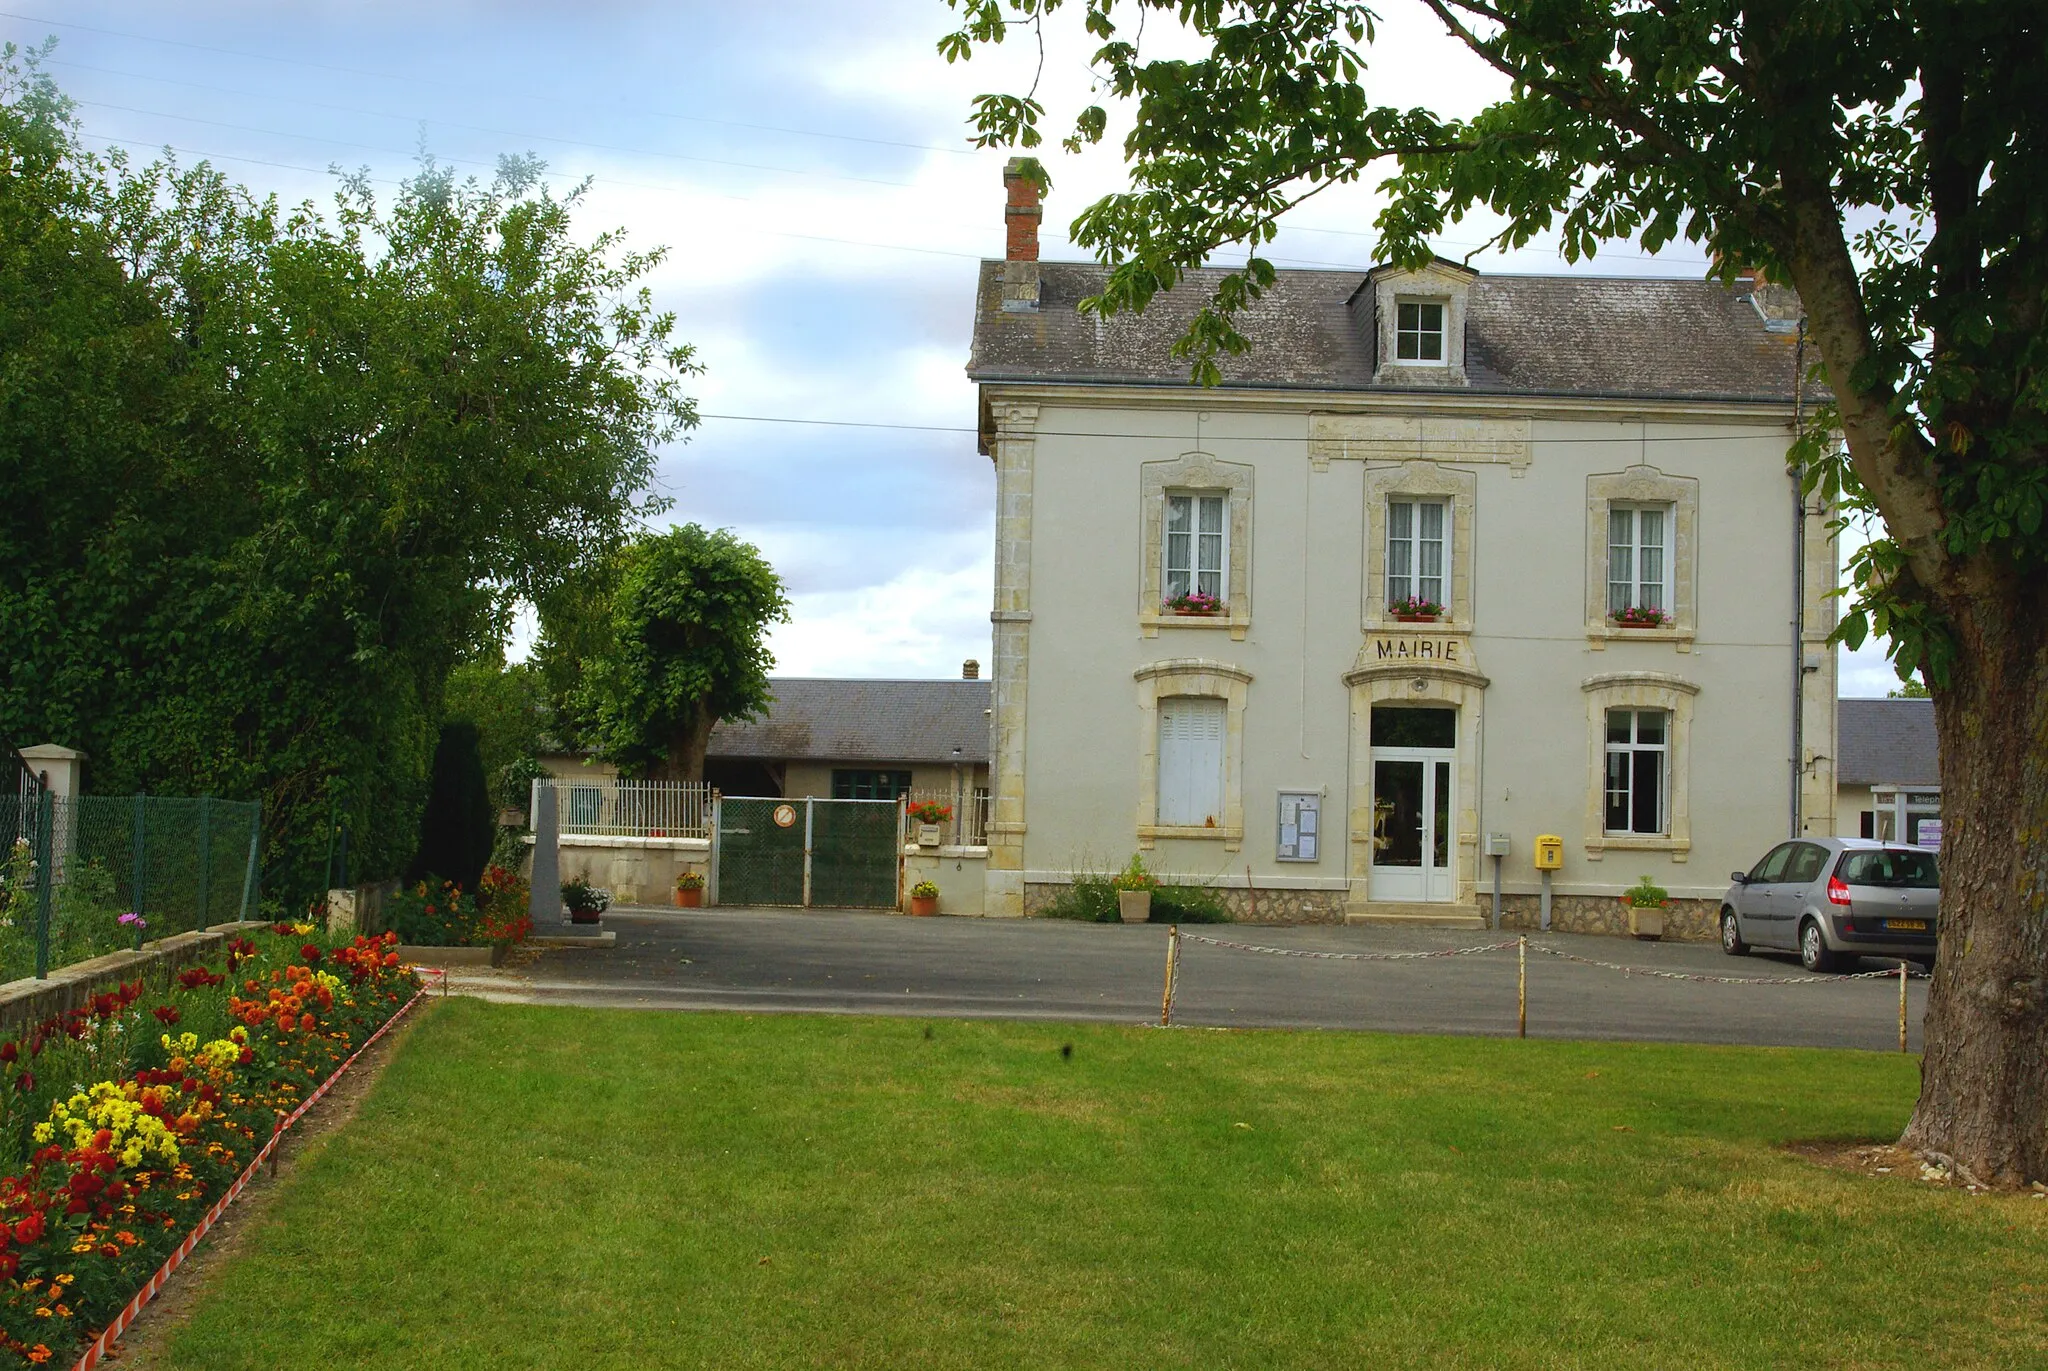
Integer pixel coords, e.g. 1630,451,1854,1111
1167,930,1924,1050
1178,932,1523,963
1524,942,1932,985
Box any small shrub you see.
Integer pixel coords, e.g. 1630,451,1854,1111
1109,854,1158,892
675,870,705,891
1037,872,1231,923
910,879,940,899
1623,875,1670,908
561,878,611,917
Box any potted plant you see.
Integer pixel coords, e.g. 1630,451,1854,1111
1611,605,1671,629
909,878,940,916
560,878,611,925
674,870,705,908
1621,874,1670,939
1164,590,1225,616
1110,853,1158,923
906,800,951,847
1389,594,1445,623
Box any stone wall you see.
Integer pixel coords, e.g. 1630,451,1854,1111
523,836,710,908
1495,893,1720,942
0,921,265,1038
1021,881,1345,925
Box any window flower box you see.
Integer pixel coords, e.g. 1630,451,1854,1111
1165,591,1225,617
1388,595,1445,623
1610,607,1672,629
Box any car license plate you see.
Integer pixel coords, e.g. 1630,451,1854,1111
1886,919,1928,932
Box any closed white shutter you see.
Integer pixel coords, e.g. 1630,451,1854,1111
1158,697,1226,826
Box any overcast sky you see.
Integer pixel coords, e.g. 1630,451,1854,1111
9,0,1902,695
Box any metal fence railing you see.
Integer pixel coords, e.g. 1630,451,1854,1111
0,794,262,982
905,787,991,847
533,777,712,839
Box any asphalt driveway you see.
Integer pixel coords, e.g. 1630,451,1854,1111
468,906,1928,1051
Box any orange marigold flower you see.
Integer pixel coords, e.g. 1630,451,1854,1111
27,1346,51,1364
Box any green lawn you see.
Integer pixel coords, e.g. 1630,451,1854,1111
152,1002,2046,1370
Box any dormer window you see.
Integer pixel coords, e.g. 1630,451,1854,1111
1396,300,1446,363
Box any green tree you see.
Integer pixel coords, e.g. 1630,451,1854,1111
942,1,2048,1185
1888,677,1931,700
578,525,790,782
445,657,554,790
0,47,697,903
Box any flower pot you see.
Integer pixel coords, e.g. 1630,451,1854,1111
1610,618,1668,630
1393,613,1442,623
909,894,939,917
569,907,601,925
1170,608,1222,617
917,823,943,847
1625,904,1665,940
1116,889,1153,924
673,886,703,908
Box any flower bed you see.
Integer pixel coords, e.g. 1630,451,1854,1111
0,924,421,1366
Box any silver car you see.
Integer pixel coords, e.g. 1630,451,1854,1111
1721,837,1938,973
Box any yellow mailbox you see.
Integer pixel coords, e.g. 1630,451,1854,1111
1533,834,1565,871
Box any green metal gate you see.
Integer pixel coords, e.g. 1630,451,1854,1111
714,797,901,909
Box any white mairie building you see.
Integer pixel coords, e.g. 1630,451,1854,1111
967,162,1838,937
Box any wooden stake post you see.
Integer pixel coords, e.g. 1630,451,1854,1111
1517,936,1527,1039
1899,960,1909,1053
1160,925,1180,1027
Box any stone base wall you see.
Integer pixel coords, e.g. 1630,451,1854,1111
523,837,710,908
1495,893,1720,942
0,921,266,1038
1022,881,1345,925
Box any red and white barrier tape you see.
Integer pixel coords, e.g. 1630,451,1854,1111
68,978,435,1371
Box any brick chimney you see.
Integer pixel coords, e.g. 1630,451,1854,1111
1000,158,1041,312
962,658,981,680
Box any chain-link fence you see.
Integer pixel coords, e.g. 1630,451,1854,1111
0,794,261,982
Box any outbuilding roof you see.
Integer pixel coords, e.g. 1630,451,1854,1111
1837,698,1939,786
969,261,1806,403
707,678,992,766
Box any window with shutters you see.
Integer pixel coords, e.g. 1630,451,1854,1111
1157,697,1226,827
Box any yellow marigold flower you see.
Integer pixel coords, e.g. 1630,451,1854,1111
34,1307,51,1318
53,1275,73,1286
31,1122,52,1143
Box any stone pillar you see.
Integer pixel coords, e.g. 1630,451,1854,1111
528,783,563,924
986,401,1038,916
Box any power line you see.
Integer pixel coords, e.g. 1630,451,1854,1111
2,9,977,158
694,413,1802,444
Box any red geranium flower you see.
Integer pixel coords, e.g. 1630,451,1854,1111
301,944,322,964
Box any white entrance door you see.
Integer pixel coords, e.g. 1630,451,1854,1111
1369,748,1455,901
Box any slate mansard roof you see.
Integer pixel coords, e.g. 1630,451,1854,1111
707,678,992,766
1836,698,1939,788
968,260,1806,404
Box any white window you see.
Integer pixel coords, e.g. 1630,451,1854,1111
1604,708,1668,835
1607,505,1671,617
1387,498,1449,609
1164,492,1227,603
1157,697,1226,827
1395,300,1446,363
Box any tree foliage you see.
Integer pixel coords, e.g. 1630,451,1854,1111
577,525,790,782
0,46,698,901
942,1,2048,1185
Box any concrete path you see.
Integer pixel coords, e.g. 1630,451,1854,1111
433,906,1929,1052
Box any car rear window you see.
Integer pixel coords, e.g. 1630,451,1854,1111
1836,849,1940,889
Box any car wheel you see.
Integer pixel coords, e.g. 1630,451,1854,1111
1720,909,1748,956
1799,919,1837,974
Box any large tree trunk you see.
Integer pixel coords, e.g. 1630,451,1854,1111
1900,592,2048,1188
651,699,715,784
